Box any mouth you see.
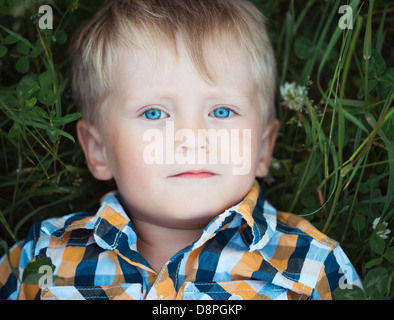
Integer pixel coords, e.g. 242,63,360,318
169,170,218,179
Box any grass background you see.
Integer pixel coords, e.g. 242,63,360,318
0,0,393,299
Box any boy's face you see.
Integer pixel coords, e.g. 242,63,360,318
77,41,278,229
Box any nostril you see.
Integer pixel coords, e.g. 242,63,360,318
200,145,209,152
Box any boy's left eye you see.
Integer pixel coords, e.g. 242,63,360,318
209,107,235,119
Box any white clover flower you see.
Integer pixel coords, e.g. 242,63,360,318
280,82,308,111
372,217,391,240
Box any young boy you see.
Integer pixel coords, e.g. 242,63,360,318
0,0,362,300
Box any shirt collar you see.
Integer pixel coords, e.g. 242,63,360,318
190,180,277,252
47,180,277,253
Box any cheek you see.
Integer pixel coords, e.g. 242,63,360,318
226,126,262,177
103,126,150,180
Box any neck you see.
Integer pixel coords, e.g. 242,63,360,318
132,218,205,273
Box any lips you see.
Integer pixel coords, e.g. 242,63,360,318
169,170,218,179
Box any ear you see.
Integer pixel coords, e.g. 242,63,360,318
76,119,113,181
255,119,280,178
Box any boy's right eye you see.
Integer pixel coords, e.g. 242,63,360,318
142,108,169,120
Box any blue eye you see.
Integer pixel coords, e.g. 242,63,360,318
210,107,235,119
142,108,168,120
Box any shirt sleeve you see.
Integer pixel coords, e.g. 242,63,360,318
0,223,39,300
0,241,25,300
312,244,363,300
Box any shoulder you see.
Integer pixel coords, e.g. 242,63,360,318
30,212,97,253
15,212,96,261
266,211,362,299
0,212,96,300
261,211,339,281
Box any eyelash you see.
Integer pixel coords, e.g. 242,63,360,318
139,106,169,120
139,105,238,120
209,105,238,119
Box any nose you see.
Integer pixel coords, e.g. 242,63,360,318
175,127,209,155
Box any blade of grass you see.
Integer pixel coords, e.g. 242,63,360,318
375,4,388,53
322,3,362,234
364,95,394,218
341,150,370,242
300,0,341,83
0,211,18,242
363,0,374,105
279,2,295,84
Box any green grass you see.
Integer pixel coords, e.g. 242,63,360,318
0,0,393,299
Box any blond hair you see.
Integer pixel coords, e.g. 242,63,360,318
69,0,276,124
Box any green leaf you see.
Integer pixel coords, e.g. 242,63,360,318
377,68,394,98
16,40,30,55
341,163,353,178
363,267,389,298
29,39,44,59
15,56,30,74
383,247,394,263
38,70,56,105
57,129,76,143
365,257,383,269
352,214,365,232
53,113,83,125
53,30,68,44
2,34,18,45
22,257,55,285
38,89,56,106
46,127,76,144
38,70,53,89
357,79,378,99
364,49,386,78
32,106,50,120
46,126,60,144
334,286,366,300
25,97,37,110
17,74,40,99
0,25,37,55
370,232,386,255
8,122,20,139
0,44,7,57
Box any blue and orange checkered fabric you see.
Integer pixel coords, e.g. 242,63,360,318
0,181,362,300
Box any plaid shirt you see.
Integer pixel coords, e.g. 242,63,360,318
0,181,362,300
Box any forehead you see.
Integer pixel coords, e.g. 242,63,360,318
112,39,257,99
